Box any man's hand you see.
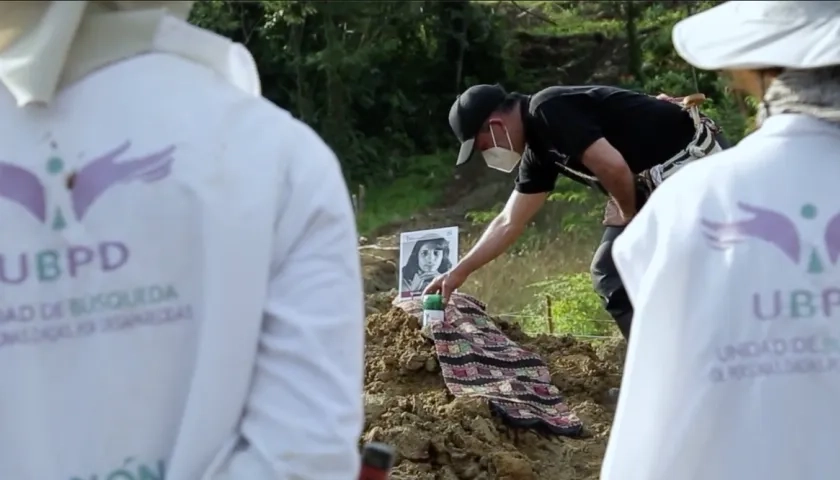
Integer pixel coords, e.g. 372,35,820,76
422,267,469,303
603,198,630,226
423,190,547,303
581,138,637,220
619,202,635,224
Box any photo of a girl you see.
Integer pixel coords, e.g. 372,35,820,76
398,227,458,298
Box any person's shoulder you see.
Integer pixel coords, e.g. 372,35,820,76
66,52,292,123
530,85,588,111
649,145,761,209
674,140,767,178
531,86,566,106
595,86,667,108
530,85,623,116
63,52,339,182
520,145,553,166
119,54,333,161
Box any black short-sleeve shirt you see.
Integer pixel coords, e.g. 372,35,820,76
514,86,696,194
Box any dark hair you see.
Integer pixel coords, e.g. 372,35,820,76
401,237,452,281
478,93,524,133
497,94,522,113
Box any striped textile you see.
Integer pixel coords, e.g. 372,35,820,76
649,116,723,185
392,292,584,436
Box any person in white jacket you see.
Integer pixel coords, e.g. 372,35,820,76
0,2,364,479
601,2,840,480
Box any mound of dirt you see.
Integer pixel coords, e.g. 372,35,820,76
360,246,399,297
362,305,625,480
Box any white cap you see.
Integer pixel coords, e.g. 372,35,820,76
672,1,840,70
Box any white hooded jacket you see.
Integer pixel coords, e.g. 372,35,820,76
0,3,364,479
603,113,840,480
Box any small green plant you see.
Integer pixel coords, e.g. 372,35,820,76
547,181,603,234
524,272,615,337
465,206,502,226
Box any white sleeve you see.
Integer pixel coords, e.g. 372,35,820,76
225,120,365,479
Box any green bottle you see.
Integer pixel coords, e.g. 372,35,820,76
422,294,445,329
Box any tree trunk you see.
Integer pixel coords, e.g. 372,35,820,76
624,1,643,82
440,0,470,95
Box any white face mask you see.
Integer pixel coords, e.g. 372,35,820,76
482,148,522,173
481,124,521,173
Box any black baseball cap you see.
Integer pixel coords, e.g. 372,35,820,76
449,84,508,166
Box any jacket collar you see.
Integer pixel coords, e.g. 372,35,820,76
0,2,261,108
746,114,840,142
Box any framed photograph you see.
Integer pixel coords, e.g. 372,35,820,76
398,226,459,298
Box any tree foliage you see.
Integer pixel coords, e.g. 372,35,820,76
189,1,754,186
190,0,515,183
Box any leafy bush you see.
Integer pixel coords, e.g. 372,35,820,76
548,181,603,234
191,0,515,187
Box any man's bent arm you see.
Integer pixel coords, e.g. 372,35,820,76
581,138,637,220
455,190,547,275
222,121,364,479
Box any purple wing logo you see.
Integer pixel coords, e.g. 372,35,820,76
71,141,176,220
824,211,840,265
0,141,175,227
0,162,47,222
701,202,801,264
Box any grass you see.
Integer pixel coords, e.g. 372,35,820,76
357,156,621,338
354,153,452,236
457,181,619,337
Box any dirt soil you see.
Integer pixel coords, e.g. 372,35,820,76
360,170,625,479
362,292,625,480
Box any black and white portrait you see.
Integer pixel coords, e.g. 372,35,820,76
398,226,459,298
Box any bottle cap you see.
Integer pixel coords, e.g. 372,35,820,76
422,293,444,309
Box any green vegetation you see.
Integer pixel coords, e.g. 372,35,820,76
463,180,606,336
192,1,758,337
355,153,452,236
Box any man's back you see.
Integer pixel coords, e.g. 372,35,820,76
0,51,363,480
605,113,840,479
530,85,696,172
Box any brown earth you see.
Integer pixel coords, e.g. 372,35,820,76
362,291,625,480
359,160,624,478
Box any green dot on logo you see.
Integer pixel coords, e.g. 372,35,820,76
46,157,64,174
801,203,817,219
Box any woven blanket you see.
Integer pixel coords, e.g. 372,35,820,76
392,292,583,436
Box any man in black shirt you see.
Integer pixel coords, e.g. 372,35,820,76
424,83,728,340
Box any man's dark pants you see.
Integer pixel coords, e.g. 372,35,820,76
590,226,632,340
